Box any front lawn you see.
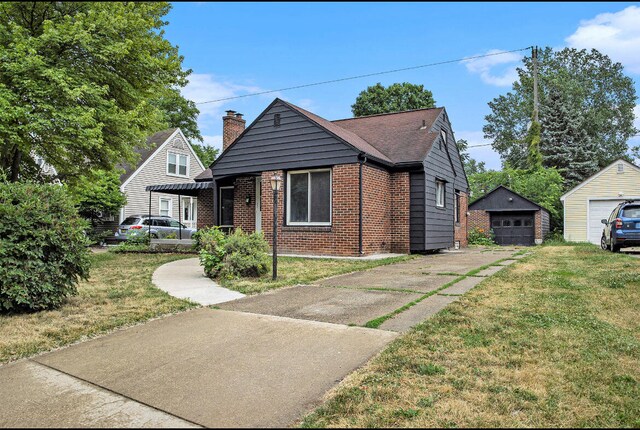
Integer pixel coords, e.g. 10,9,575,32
0,252,197,364
221,255,415,295
302,244,640,428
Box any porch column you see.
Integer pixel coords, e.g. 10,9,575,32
178,194,182,240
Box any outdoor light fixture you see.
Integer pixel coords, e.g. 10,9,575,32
245,195,251,205
270,175,282,191
270,174,282,280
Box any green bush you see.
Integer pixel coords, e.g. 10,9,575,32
196,227,228,277
468,226,496,246
197,227,269,279
220,228,270,279
0,182,91,312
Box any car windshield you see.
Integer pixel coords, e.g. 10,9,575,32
121,217,140,225
621,206,640,218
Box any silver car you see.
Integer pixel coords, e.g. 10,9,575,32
114,215,196,241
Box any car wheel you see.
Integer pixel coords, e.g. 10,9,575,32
151,233,158,239
601,235,608,250
610,240,621,253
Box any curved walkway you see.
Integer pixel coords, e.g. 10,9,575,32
152,258,245,305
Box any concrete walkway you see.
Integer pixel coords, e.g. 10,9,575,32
152,258,245,306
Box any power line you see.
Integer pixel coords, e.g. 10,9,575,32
195,46,532,105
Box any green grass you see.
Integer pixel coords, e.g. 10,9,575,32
0,252,197,364
301,245,640,428
219,255,415,295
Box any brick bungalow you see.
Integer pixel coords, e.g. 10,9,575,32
148,98,469,256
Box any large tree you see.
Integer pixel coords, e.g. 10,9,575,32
483,47,637,171
541,87,598,188
456,139,486,176
0,2,197,182
351,82,436,117
191,143,219,168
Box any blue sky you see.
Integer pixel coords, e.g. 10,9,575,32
165,2,640,169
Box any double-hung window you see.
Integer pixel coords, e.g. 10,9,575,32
436,180,446,208
287,169,331,225
159,198,172,217
167,152,188,177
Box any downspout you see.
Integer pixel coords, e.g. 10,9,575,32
358,153,367,255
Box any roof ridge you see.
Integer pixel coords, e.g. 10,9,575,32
332,106,444,122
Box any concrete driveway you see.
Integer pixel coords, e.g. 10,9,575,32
0,247,518,428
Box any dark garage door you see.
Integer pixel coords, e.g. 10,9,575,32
490,212,535,246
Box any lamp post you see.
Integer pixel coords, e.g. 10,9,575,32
270,174,282,280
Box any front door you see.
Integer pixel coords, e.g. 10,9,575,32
255,177,262,232
181,197,197,229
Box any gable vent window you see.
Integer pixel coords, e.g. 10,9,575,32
618,163,624,173
440,130,447,150
274,113,281,127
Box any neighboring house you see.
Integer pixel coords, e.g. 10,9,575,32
468,185,550,246
113,128,205,232
150,98,469,256
561,158,640,244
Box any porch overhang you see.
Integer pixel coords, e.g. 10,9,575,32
145,181,215,197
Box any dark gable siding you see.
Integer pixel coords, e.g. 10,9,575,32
211,101,359,178
421,111,461,250
409,171,426,251
469,187,540,211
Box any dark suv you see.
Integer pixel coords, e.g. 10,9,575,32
601,201,640,252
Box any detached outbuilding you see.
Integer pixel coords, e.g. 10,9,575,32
468,186,550,246
561,159,640,244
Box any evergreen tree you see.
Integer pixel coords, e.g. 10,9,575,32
525,119,543,170
541,87,598,188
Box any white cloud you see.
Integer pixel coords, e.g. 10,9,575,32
566,6,640,74
456,130,502,170
295,98,315,110
462,50,522,87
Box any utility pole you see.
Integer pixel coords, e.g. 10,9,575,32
532,46,539,122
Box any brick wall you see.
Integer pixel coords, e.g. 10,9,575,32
468,209,490,237
362,165,391,254
454,192,469,247
390,172,410,253
196,189,214,229
233,176,256,232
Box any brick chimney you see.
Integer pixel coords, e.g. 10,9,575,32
223,110,246,151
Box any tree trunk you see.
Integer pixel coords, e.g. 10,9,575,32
10,147,22,182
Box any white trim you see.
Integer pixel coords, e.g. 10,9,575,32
436,179,446,208
177,128,206,172
159,197,172,217
560,159,640,201
121,128,180,191
166,151,190,178
286,168,332,226
219,186,234,227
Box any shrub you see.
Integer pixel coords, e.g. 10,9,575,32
468,227,496,246
0,182,91,312
196,227,228,277
220,228,270,279
197,227,269,279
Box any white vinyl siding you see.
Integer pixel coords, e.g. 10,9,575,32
562,160,640,242
286,169,331,225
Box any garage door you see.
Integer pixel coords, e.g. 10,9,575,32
588,200,624,244
490,212,535,246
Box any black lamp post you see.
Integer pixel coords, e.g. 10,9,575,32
270,174,282,280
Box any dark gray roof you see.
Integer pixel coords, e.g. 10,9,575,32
146,181,214,197
194,167,212,182
119,128,178,183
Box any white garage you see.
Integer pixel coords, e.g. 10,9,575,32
587,199,626,244
561,159,640,243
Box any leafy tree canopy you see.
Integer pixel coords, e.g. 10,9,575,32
352,82,436,117
0,2,199,182
468,168,564,224
191,143,219,168
456,139,486,176
483,47,637,171
66,169,126,221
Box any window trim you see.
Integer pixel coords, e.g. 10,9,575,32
454,190,461,224
166,151,190,178
219,186,234,228
286,168,332,226
158,197,172,217
440,129,447,150
436,179,446,208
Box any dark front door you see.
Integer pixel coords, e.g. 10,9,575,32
490,212,535,246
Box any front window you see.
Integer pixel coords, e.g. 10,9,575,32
159,198,172,217
436,180,445,208
168,152,188,176
287,169,331,225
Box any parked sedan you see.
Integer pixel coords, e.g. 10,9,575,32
114,215,196,241
601,201,640,252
